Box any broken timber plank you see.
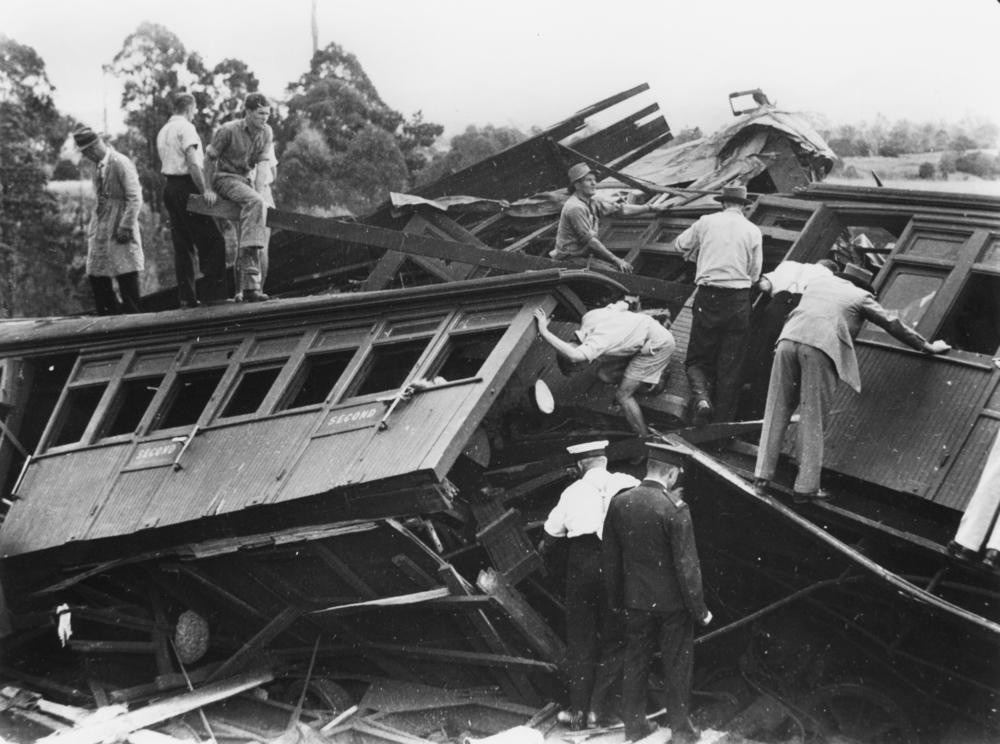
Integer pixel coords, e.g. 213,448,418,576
476,569,566,665
205,606,305,683
37,669,273,744
363,643,556,672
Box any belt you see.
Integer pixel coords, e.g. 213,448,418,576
164,173,193,179
697,284,751,292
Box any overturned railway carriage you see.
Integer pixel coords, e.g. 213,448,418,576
0,85,997,742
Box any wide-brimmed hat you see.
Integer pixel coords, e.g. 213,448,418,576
567,163,594,185
837,263,874,292
715,185,750,205
566,440,609,459
72,125,100,151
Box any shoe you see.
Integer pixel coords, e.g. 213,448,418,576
752,477,771,493
556,710,584,731
793,489,830,504
181,300,201,309
947,540,978,561
586,711,622,729
626,720,658,742
983,549,999,569
243,290,270,302
692,399,713,427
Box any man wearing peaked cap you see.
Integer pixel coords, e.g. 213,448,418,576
673,182,762,427
550,162,664,274
602,441,711,743
540,440,639,730
73,125,145,315
754,264,950,502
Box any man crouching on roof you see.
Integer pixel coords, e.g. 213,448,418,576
534,301,675,436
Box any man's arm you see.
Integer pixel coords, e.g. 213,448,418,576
861,296,951,354
252,126,274,193
115,157,142,244
749,225,763,282
534,309,589,363
564,202,633,273
668,506,710,624
184,146,216,206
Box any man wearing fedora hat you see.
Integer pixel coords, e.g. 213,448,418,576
72,125,145,315
674,183,762,426
551,163,663,274
602,442,711,743
539,440,639,730
754,264,951,501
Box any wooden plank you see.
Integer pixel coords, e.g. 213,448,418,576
476,568,566,664
390,554,439,589
37,669,273,744
364,643,557,672
205,606,305,683
559,143,661,197
66,640,155,654
503,222,558,254
311,543,380,599
190,203,688,303
609,130,675,171
311,588,450,616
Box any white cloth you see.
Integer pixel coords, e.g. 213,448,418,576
675,207,762,288
543,468,640,540
574,306,674,362
156,114,204,175
954,429,1000,552
763,260,833,295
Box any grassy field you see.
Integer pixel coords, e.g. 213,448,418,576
831,152,1000,195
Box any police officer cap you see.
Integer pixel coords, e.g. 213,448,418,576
566,440,609,458
646,441,687,467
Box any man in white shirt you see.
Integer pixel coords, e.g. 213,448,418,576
540,440,639,730
674,184,762,425
534,302,675,436
156,93,228,307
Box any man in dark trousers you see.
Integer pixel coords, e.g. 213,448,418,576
674,184,762,425
602,442,712,743
540,440,639,730
156,92,228,307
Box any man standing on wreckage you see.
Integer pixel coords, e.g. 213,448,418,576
753,263,951,502
538,440,639,731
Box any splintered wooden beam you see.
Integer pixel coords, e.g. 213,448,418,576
476,569,566,664
196,204,689,304
205,606,305,684
37,669,273,744
363,643,557,672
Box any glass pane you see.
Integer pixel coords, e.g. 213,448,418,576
979,238,1000,269
249,335,301,359
378,317,443,340
286,349,358,409
129,352,176,376
352,340,429,397
103,376,164,437
220,367,282,418
184,345,236,368
51,384,107,447
155,369,226,430
433,330,505,381
74,358,119,383
877,272,944,326
901,233,965,261
939,274,1000,355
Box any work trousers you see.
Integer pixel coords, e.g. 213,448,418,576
162,175,228,305
213,173,267,250
954,429,1000,552
685,285,751,422
89,273,141,315
754,339,838,494
565,536,624,716
621,607,694,740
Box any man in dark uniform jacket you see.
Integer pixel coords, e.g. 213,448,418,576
602,442,712,743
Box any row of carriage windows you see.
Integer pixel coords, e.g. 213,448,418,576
44,312,511,452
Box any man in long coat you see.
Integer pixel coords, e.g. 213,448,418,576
74,126,144,315
602,442,712,743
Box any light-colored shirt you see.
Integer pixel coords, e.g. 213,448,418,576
543,468,640,539
207,119,273,179
763,260,833,295
575,306,674,362
551,193,623,259
157,114,203,175
675,207,762,288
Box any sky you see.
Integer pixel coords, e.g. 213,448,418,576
4,0,1000,141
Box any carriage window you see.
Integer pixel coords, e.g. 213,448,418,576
220,366,283,419
432,330,504,380
49,385,107,447
350,339,429,397
102,376,164,438
154,369,226,430
938,274,1000,355
876,271,944,327
283,349,358,410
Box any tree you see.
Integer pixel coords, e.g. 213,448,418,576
417,125,526,186
194,57,260,134
0,35,88,317
333,125,410,215
273,126,340,212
